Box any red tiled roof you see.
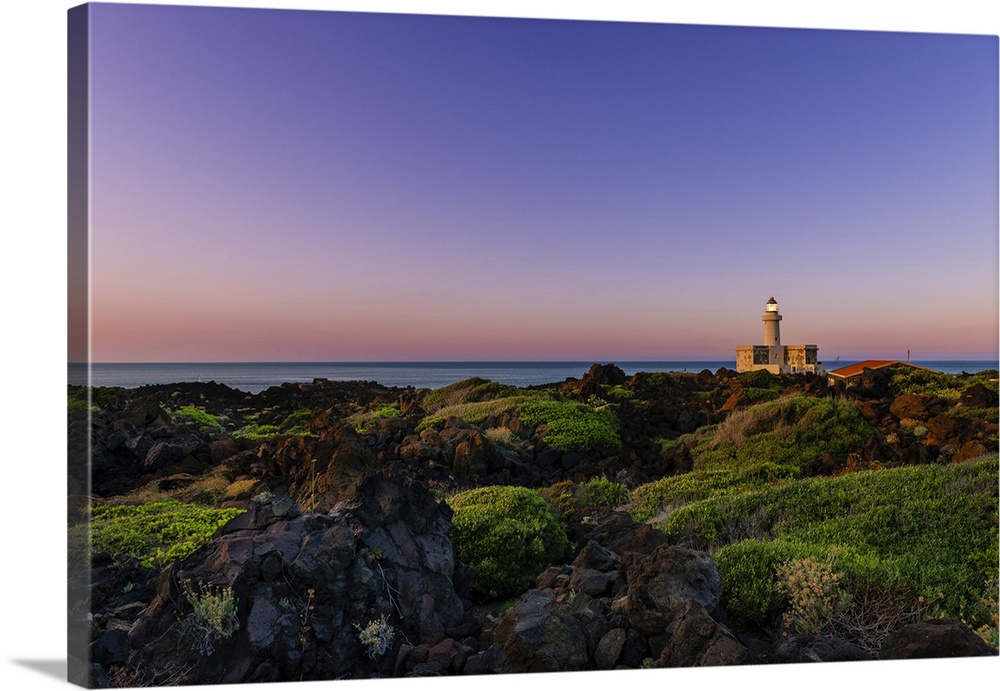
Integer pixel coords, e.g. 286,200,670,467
827,359,928,379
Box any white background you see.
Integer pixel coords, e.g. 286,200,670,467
1,1,997,689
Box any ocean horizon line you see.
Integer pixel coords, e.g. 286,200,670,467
72,358,1000,366
71,359,1000,394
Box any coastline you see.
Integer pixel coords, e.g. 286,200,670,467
69,360,1000,393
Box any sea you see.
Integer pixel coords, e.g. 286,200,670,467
68,360,1000,395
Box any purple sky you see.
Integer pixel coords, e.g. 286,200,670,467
82,3,998,362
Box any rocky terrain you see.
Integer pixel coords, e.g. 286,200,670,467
68,363,999,686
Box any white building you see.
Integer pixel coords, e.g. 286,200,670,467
735,298,826,376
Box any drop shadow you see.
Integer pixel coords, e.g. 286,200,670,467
10,659,66,681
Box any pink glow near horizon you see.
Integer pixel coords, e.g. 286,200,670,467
83,6,999,363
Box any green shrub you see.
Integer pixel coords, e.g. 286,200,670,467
738,369,778,389
776,555,850,635
484,427,521,448
235,423,283,439
90,500,245,568
414,415,447,432
692,395,871,473
517,398,621,450
68,386,129,412
177,405,221,428
714,539,813,628
605,384,634,399
577,477,632,508
631,371,676,389
422,393,621,451
355,614,395,659
423,393,548,426
887,365,998,401
542,478,631,519
743,387,782,403
630,463,799,523
449,485,568,600
67,395,92,413
279,408,313,431
350,403,402,433
423,377,520,412
182,579,240,655
656,457,998,631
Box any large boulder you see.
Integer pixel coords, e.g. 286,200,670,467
879,619,997,659
492,590,590,673
774,634,872,663
961,383,998,409
123,475,478,685
142,441,188,472
624,545,722,637
656,600,758,667
924,415,966,444
889,393,934,422
577,363,628,399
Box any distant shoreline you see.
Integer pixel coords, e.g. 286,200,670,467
68,360,999,394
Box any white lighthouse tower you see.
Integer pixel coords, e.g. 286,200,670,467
762,297,781,347
735,297,826,376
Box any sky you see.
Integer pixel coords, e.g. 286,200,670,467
3,5,1000,691
76,2,999,362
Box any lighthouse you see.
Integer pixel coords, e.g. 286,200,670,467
762,297,781,346
735,298,826,376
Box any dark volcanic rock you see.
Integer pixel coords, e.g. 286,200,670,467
142,441,188,472
577,363,628,399
572,540,620,573
656,601,758,667
624,545,722,637
961,383,999,409
849,367,892,399
493,590,590,673
774,634,872,663
124,476,479,685
595,627,627,669
925,415,966,444
879,619,997,659
954,440,990,462
889,393,935,422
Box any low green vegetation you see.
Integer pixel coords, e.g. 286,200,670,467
90,499,245,568
743,386,782,403
691,395,871,473
176,405,221,428
649,456,998,634
419,392,620,451
421,393,549,426
543,477,632,519
577,477,632,508
449,485,568,600
68,386,129,412
520,398,620,450
737,369,780,388
279,407,313,431
349,403,401,433
887,365,998,401
67,395,92,413
630,463,800,523
423,377,520,412
182,579,240,655
236,423,283,439
483,427,522,449
605,384,634,399
236,408,314,439
630,371,677,390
